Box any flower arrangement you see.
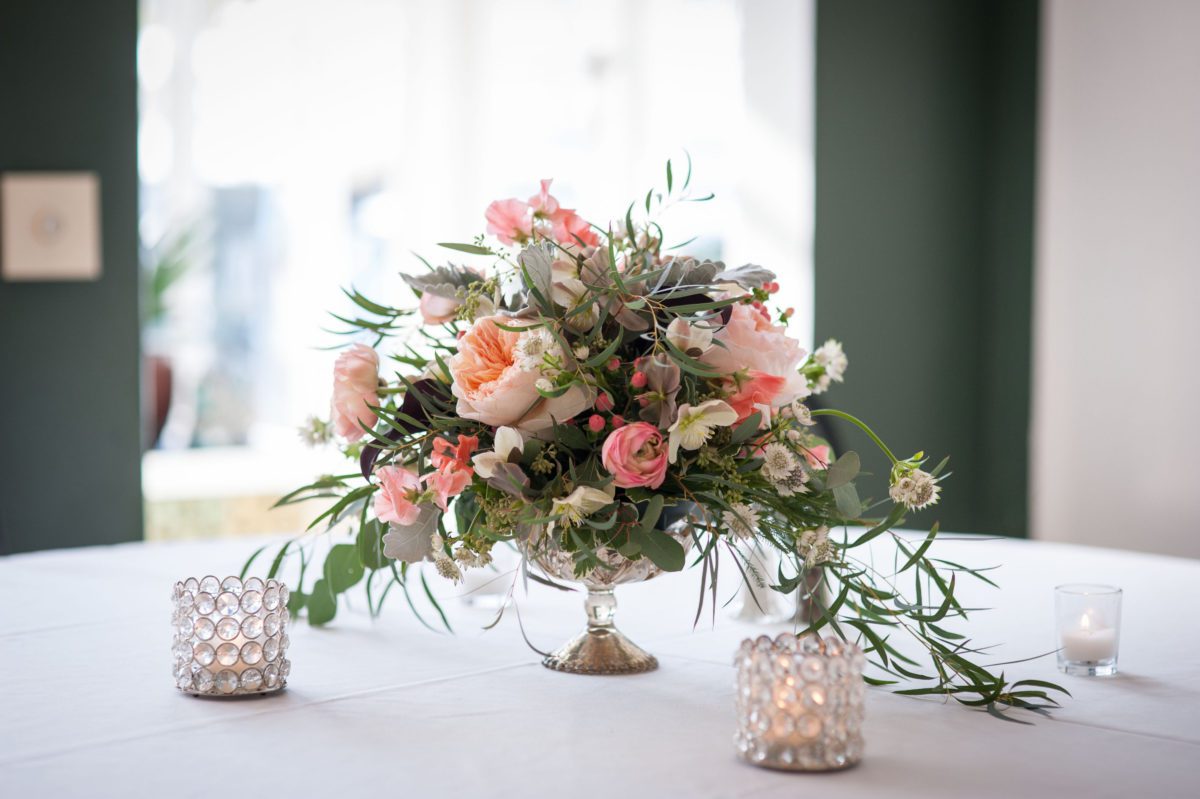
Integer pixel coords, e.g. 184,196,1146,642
261,161,1065,715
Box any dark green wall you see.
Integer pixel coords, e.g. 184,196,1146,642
0,1,142,553
814,0,1039,535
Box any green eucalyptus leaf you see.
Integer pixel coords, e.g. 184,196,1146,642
824,450,861,489
307,579,337,625
325,544,365,593
637,528,686,571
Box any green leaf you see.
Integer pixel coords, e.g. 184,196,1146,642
307,579,337,625
729,412,763,446
637,528,686,571
824,450,861,489
833,482,863,518
437,242,493,255
899,523,940,572
356,520,392,570
638,494,665,535
324,544,365,593
287,589,307,614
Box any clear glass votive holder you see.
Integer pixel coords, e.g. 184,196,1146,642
172,575,292,697
733,633,865,772
1055,584,1122,677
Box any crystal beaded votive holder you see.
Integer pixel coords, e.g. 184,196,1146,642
1055,584,1122,677
734,633,865,771
172,576,292,697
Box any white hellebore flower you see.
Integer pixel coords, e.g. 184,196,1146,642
551,485,615,530
514,328,560,372
665,317,714,357
550,259,597,332
471,426,524,479
667,399,738,462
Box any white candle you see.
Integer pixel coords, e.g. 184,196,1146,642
1061,611,1117,662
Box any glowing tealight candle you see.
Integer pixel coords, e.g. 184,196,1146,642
1060,611,1117,662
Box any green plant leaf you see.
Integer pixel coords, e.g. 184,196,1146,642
824,450,861,489
307,579,337,625
324,544,365,593
637,528,686,571
356,520,392,570
437,242,493,255
729,412,763,446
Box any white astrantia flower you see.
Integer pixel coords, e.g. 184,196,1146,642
573,344,589,360
434,552,463,583
515,328,561,371
814,339,848,383
889,468,941,510
297,415,332,447
472,426,524,478
551,485,615,529
797,525,833,567
721,503,759,540
760,443,798,482
791,401,816,426
667,400,738,462
774,467,810,497
665,317,714,356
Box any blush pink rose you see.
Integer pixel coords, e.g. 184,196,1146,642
700,302,808,405
726,369,787,422
601,422,669,489
374,465,422,525
331,343,380,441
448,316,591,433
485,198,532,245
419,292,461,325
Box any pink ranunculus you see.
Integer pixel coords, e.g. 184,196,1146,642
419,292,461,325
485,198,533,246
726,369,787,422
374,465,422,525
423,467,471,511
528,179,560,215
804,445,831,470
700,302,808,406
601,422,669,489
550,207,600,247
331,343,380,441
448,316,591,433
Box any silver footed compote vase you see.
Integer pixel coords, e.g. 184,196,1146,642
528,511,694,675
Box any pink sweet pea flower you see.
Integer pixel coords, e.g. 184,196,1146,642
804,445,831,470
726,369,787,423
374,465,423,525
601,422,669,489
485,198,533,246
431,434,479,475
528,179,560,216
423,468,471,510
550,208,599,247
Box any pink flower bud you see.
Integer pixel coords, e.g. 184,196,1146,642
783,307,795,318
595,392,614,412
611,415,626,428
630,371,648,389
606,357,621,372
588,414,606,432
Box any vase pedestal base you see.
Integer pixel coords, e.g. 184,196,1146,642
542,626,658,675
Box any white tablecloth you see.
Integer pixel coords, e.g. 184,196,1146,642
1,533,1198,798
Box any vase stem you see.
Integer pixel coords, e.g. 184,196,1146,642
585,587,617,629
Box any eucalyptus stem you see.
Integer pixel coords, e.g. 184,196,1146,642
812,408,900,465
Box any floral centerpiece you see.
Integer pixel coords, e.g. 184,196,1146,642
259,161,1065,713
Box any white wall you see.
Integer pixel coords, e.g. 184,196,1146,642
1033,0,1200,558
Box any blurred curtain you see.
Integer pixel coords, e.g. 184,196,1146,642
813,0,1039,536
